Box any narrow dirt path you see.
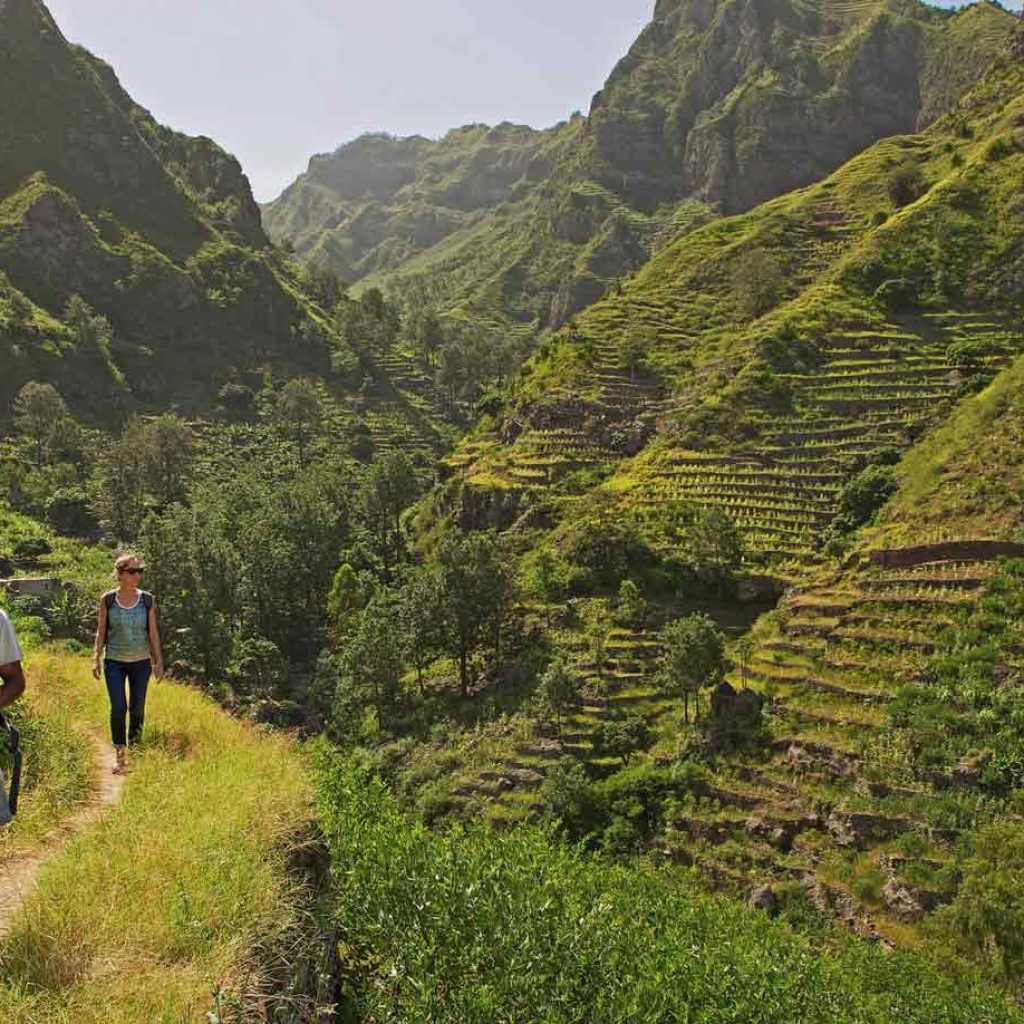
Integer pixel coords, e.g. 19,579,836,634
0,738,125,938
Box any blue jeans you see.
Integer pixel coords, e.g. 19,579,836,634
103,659,152,747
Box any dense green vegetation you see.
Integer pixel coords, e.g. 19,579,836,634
5,0,1024,1018
318,760,1023,1023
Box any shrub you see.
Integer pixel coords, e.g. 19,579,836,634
316,761,1022,1024
888,161,927,208
852,869,885,904
985,136,1016,162
874,277,918,312
734,249,784,318
836,464,898,531
542,756,595,836
592,713,653,766
936,823,1024,984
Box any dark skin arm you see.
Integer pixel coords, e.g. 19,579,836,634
0,661,25,711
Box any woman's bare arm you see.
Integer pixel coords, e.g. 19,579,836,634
149,602,165,678
92,600,107,679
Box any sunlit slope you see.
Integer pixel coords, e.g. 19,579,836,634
0,650,324,1024
666,351,1024,944
446,28,1024,570
265,0,1013,336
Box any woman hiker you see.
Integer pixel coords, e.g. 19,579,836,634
92,554,164,774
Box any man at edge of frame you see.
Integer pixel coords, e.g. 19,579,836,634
0,608,26,827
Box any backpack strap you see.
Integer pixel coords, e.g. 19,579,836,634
103,591,116,643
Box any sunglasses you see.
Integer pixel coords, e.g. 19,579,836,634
119,567,145,576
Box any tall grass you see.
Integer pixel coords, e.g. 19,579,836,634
318,758,1023,1024
0,651,315,1023
0,650,93,864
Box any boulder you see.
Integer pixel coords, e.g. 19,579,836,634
748,885,779,915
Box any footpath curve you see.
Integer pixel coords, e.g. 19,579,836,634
0,736,124,939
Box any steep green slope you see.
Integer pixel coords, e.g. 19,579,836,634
265,0,1013,338
393,26,1024,961
444,22,1024,573
0,0,351,424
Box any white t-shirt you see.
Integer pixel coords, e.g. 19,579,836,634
0,610,23,667
0,610,18,825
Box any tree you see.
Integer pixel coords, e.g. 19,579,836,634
412,307,445,367
938,823,1024,983
90,416,193,540
437,531,513,697
582,599,614,686
538,658,582,737
593,713,652,766
64,294,114,352
619,321,655,382
275,379,321,465
92,428,145,540
13,382,74,465
343,594,405,724
327,562,373,645
303,262,345,311
836,465,898,532
734,249,784,319
396,565,444,693
360,451,418,576
360,288,401,352
139,502,239,681
688,507,744,596
615,579,646,629
888,160,926,209
656,613,726,723
138,415,193,507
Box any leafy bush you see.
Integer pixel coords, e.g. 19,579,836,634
888,161,927,208
936,822,1024,985
592,713,653,766
316,760,1022,1023
874,277,918,312
985,136,1016,162
836,464,899,531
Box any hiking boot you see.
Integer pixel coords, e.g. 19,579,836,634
113,747,127,775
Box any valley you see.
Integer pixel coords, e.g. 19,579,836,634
2,0,1024,1020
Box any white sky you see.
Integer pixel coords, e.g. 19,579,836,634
43,1,1017,202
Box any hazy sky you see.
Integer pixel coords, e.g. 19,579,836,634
45,1,1015,202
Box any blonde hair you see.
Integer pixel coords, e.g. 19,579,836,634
113,553,142,581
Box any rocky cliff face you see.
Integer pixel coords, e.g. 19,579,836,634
263,122,569,281
265,0,1014,331
588,0,1012,214
0,0,336,421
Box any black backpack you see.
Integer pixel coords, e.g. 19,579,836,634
104,590,154,642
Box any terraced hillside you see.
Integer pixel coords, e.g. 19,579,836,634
436,350,1024,947
265,0,1013,336
616,311,1020,565
446,31,1024,573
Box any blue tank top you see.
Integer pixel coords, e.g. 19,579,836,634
106,594,151,663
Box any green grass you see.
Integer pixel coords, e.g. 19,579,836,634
0,651,92,866
0,649,317,1023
